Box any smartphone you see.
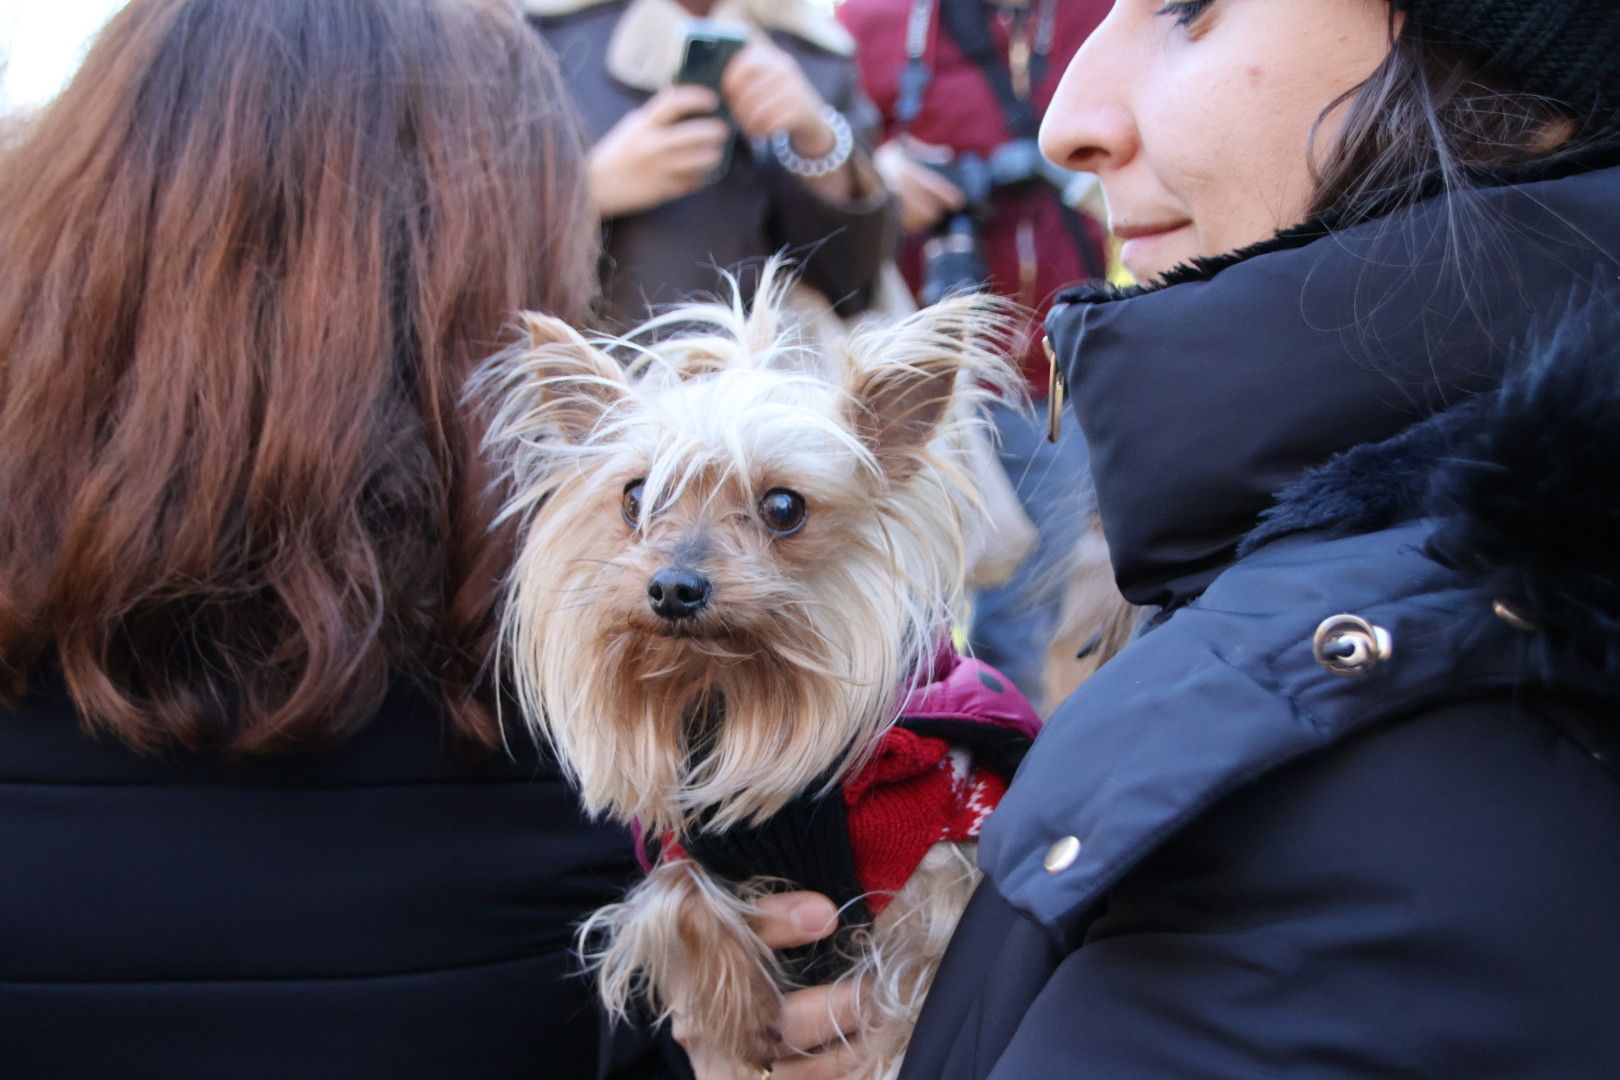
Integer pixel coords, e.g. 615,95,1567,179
675,22,748,180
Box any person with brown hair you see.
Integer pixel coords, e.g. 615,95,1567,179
0,0,636,1075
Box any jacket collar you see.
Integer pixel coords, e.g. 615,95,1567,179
525,0,854,93
981,519,1619,947
1046,163,1620,612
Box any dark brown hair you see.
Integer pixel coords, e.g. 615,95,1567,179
1311,14,1617,224
0,0,595,752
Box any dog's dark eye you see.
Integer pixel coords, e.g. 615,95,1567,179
622,480,646,528
758,488,807,536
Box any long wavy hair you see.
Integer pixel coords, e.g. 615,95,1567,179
1311,14,1620,223
0,0,596,752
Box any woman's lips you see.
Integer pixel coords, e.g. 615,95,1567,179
1113,221,1194,278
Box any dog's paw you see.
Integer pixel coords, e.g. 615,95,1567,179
667,920,784,1068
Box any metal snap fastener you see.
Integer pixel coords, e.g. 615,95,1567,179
1313,614,1394,677
1044,835,1082,874
1043,335,1066,444
1492,599,1537,633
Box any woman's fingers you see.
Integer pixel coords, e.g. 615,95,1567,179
778,980,865,1054
767,981,869,1080
750,892,839,951
662,117,731,151
643,84,721,126
769,1038,868,1080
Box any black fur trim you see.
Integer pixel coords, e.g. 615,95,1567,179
1240,286,1620,670
1238,398,1485,557
1055,218,1336,305
1425,288,1620,671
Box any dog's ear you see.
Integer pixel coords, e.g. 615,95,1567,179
842,293,1022,477
514,312,629,443
844,350,960,478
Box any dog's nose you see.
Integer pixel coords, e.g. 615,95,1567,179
647,567,711,621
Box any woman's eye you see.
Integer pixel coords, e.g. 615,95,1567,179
622,480,646,528
758,488,808,536
1155,0,1214,29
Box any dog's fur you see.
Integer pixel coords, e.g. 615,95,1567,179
480,264,1022,1077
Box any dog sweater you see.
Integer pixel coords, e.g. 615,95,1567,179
653,646,1041,981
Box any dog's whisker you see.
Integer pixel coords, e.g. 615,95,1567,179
566,557,635,571
540,582,613,596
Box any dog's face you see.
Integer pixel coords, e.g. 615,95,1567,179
568,363,892,660
484,281,1018,834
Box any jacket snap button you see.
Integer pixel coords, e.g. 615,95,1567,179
1312,614,1394,677
1493,599,1537,632
1044,835,1082,873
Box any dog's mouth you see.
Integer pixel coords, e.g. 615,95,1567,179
652,619,727,641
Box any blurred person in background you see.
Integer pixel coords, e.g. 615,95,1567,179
524,0,897,329
0,1,637,1076
839,0,1112,710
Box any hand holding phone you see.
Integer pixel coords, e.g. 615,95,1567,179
586,85,732,218
718,38,839,161
675,22,749,180
675,22,750,110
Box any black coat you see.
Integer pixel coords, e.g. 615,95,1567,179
902,162,1620,1078
0,670,639,1079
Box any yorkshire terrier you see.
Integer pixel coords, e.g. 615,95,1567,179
482,265,1039,1079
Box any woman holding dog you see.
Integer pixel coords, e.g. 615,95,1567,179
0,1,638,1075
736,0,1620,1076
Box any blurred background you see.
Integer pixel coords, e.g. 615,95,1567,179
1,0,840,113
0,0,128,113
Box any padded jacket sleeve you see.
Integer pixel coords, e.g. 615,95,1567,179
905,699,1620,1079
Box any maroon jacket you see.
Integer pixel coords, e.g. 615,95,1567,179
838,0,1109,389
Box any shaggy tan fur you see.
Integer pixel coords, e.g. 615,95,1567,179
480,261,1022,1076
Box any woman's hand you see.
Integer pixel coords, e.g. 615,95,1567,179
722,41,833,157
587,86,731,219
722,42,859,203
676,891,869,1080
874,139,968,235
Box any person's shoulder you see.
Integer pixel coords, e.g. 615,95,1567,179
751,0,858,58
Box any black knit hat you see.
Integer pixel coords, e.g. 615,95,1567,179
1391,0,1620,122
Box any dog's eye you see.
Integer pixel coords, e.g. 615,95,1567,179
758,488,807,536
622,480,646,528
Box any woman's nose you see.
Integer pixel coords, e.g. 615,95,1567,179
1039,18,1140,175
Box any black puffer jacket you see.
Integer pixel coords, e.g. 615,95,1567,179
901,162,1620,1078
0,670,638,1079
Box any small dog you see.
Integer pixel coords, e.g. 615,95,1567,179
482,266,1036,1079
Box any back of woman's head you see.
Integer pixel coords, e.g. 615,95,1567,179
0,0,594,752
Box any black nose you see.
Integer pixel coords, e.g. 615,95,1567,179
647,567,711,621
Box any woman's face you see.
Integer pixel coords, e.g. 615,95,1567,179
1042,0,1394,282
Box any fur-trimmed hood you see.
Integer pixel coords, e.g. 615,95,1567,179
1242,287,1620,671
1046,162,1620,644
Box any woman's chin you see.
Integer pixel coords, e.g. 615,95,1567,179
1119,227,1198,284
